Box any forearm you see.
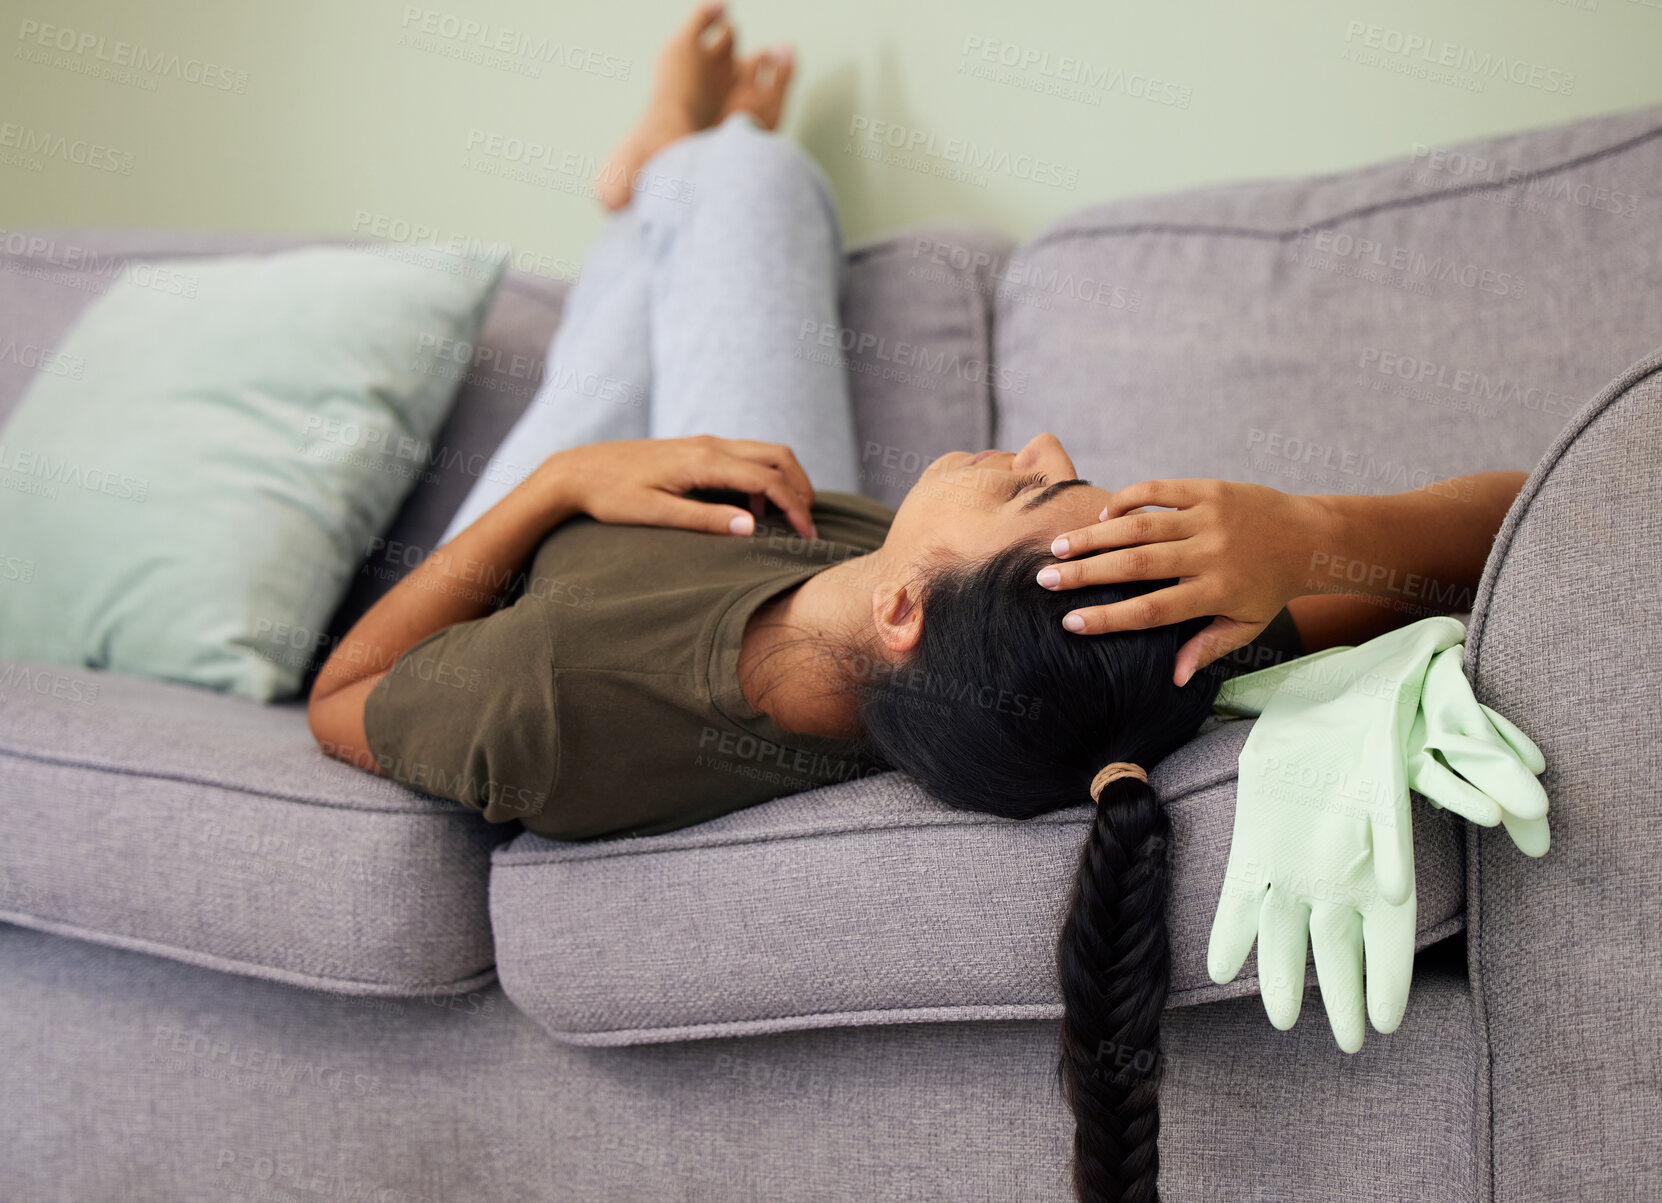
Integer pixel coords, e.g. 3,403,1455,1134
1289,470,1525,645
310,467,576,704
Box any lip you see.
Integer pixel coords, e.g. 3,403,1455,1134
968,449,999,465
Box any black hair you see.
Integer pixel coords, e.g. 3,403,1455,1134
855,538,1221,1203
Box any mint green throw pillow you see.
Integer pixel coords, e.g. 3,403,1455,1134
0,245,506,701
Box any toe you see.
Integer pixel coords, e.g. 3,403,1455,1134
704,21,735,59
760,46,793,96
684,1,725,39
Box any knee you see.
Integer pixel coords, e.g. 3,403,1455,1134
695,116,828,210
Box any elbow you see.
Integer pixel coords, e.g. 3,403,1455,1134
305,696,329,754
305,675,387,777
306,694,342,764
305,679,334,752
306,686,358,769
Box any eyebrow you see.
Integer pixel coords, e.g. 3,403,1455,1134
1020,478,1091,513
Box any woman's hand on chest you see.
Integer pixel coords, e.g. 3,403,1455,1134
538,436,819,541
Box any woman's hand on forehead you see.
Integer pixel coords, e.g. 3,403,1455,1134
1033,478,1334,687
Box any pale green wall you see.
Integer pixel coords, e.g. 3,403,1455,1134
3,0,1659,272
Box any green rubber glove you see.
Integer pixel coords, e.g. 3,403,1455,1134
1208,616,1466,1053
1408,644,1551,857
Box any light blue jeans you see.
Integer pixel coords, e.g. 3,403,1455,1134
442,114,860,543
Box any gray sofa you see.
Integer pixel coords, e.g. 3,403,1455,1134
2,103,1659,1201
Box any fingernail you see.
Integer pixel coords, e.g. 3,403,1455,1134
729,513,754,535
1051,537,1069,557
1063,613,1085,633
1098,507,1109,522
1036,568,1060,588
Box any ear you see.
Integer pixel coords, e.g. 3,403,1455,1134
870,578,924,657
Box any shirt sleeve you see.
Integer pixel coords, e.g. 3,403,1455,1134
1255,606,1306,663
362,597,557,825
1209,606,1307,681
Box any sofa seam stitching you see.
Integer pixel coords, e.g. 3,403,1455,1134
492,764,1244,865
524,913,1469,1042
0,237,566,309
0,907,498,996
0,745,455,817
1023,121,1662,251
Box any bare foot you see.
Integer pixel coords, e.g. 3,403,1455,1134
595,3,736,212
720,46,795,130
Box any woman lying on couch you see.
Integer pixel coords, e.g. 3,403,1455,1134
310,6,1524,1201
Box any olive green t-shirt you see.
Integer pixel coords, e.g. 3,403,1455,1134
363,490,1307,843
362,491,895,842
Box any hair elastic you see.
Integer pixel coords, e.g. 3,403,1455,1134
1089,761,1147,801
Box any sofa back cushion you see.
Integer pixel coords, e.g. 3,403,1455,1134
0,224,1012,682
994,105,1662,497
323,223,1013,647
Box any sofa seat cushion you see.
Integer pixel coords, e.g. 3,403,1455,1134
995,104,1662,498
0,660,506,994
491,716,1465,1045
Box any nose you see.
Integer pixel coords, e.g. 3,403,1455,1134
1010,432,1076,478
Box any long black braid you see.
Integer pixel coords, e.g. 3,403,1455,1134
855,540,1219,1202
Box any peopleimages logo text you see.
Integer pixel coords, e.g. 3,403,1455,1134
846,117,1079,191
399,7,630,78
1342,22,1575,94
0,121,133,173
15,19,251,92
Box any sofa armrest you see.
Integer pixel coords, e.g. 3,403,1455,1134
1463,347,1662,1202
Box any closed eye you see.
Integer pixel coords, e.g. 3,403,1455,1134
1004,472,1048,502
